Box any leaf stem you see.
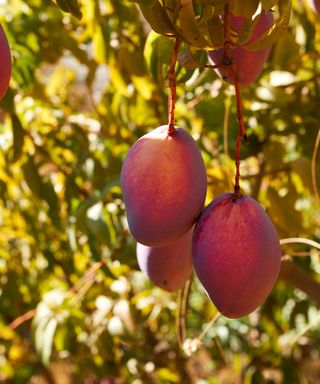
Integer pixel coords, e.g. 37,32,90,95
168,37,181,135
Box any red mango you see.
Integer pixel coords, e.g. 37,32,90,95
208,11,274,86
121,125,207,247
136,228,193,291
0,25,11,100
192,193,281,318
309,0,320,14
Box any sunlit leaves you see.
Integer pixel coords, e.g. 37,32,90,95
229,0,260,18
137,0,291,50
0,0,319,382
246,0,292,51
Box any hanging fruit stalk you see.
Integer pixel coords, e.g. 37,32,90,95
168,38,181,135
222,3,247,199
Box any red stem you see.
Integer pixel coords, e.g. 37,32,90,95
168,38,181,136
229,63,248,200
223,4,247,200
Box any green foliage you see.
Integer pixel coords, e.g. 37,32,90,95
136,0,291,50
0,0,319,383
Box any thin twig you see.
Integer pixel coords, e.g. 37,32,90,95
176,279,192,348
280,237,320,251
311,128,320,206
69,259,106,293
7,260,107,331
181,311,223,359
195,312,226,364
176,280,223,359
213,334,228,365
8,309,36,330
290,251,314,257
196,312,220,343
285,311,320,348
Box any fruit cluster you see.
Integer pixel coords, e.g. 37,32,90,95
121,123,281,319
121,4,283,319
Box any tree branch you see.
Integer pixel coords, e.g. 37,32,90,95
280,258,320,306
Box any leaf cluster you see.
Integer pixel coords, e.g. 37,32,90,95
0,0,319,383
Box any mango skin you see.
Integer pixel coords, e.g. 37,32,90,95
121,125,207,247
192,193,281,318
0,25,11,100
208,11,273,86
309,0,320,14
136,228,193,292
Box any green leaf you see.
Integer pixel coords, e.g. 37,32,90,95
156,368,179,383
176,0,211,48
261,0,280,10
74,196,99,232
119,45,147,78
133,0,155,6
246,0,291,51
178,49,203,70
144,31,174,82
271,31,299,69
206,15,224,48
41,180,62,229
138,0,176,35
10,113,25,163
86,202,110,245
267,186,304,235
93,24,108,64
229,0,260,18
0,87,15,113
54,325,69,352
291,158,314,193
22,156,61,228
22,157,43,197
56,0,83,20
163,0,180,25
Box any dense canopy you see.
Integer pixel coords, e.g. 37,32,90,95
0,1,319,383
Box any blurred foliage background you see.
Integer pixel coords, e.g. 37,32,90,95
0,0,319,383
